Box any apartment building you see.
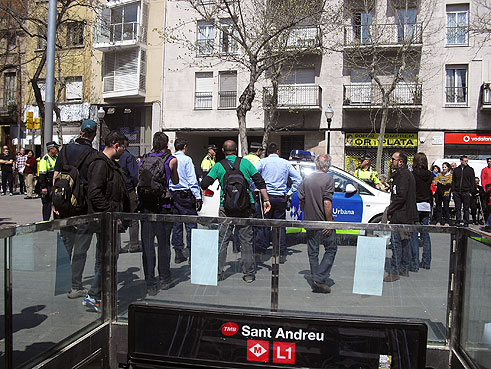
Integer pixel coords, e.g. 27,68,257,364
160,0,490,172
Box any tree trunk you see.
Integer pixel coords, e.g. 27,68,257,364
376,96,389,175
262,79,279,153
236,81,256,156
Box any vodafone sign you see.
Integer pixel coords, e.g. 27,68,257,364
445,133,491,145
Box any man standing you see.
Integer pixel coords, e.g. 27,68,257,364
138,132,179,296
16,148,27,195
53,119,99,299
255,142,301,263
39,141,59,221
201,140,271,283
244,142,263,166
170,138,202,264
481,158,491,231
83,131,130,311
354,155,381,189
200,144,217,177
298,154,337,293
452,155,475,226
384,152,418,282
0,146,15,195
118,147,140,252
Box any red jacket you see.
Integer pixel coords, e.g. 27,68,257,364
482,167,491,205
24,156,37,175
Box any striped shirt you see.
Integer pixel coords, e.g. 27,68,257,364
16,154,27,171
435,172,452,196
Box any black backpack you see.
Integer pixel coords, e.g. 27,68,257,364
220,157,251,217
52,146,93,218
137,153,171,208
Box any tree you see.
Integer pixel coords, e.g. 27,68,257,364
166,0,335,155
336,0,439,174
470,0,491,41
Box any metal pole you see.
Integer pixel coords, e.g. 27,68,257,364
5,237,12,368
270,228,279,312
327,119,331,154
43,0,57,154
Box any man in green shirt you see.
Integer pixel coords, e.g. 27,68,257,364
201,140,271,283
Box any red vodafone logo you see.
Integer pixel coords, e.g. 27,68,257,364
221,322,239,336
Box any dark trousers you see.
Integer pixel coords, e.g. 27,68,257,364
18,173,25,194
470,195,484,223
171,191,197,250
255,195,287,255
61,223,94,290
127,191,139,247
454,191,471,224
88,233,119,300
1,171,13,194
389,231,411,274
41,185,53,221
306,229,337,284
485,192,491,224
141,209,172,288
434,193,450,224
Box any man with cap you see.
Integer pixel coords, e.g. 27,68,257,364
354,155,381,189
53,119,99,299
201,144,217,177
244,142,264,166
39,141,59,221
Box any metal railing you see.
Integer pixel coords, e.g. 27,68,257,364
344,23,423,46
194,92,213,109
446,86,468,104
480,83,491,107
95,22,144,45
218,91,237,109
286,26,321,49
263,84,322,109
0,213,490,368
343,83,423,106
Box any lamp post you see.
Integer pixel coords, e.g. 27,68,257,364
324,105,334,154
97,107,106,150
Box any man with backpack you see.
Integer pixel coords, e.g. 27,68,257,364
39,141,59,220
53,119,99,299
200,140,271,283
137,132,179,296
83,131,130,311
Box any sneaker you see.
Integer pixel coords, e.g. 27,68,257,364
9,192,13,196
383,273,400,282
24,196,32,200
218,272,225,282
67,288,88,299
0,193,5,196
146,285,159,296
174,249,187,264
242,274,255,283
311,281,331,293
83,295,101,312
279,254,287,264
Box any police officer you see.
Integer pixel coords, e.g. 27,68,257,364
354,155,381,189
39,141,59,221
200,144,217,177
244,142,264,166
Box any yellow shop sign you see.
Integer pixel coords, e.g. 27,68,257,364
345,133,417,148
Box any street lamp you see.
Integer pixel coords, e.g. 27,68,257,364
97,107,105,150
324,105,334,154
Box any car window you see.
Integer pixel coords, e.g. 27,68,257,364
328,170,372,195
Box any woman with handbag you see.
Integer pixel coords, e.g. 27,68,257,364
434,162,452,226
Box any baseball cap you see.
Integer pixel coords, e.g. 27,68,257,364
46,141,59,149
81,119,97,132
207,144,218,150
250,142,264,151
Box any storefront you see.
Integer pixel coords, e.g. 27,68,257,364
444,133,491,159
344,132,418,175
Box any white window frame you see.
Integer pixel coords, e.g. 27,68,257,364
65,76,83,101
195,72,213,109
218,71,237,109
446,5,469,46
219,19,238,55
66,22,84,47
445,65,468,105
197,22,214,56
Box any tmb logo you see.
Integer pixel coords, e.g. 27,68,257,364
221,322,239,336
247,340,269,362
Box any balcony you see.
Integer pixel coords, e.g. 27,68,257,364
264,85,322,110
94,21,146,50
344,23,422,47
480,83,491,110
286,26,321,50
343,83,422,108
218,91,237,109
195,92,212,109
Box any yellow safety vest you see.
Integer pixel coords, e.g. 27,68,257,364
354,167,380,185
201,155,215,172
244,153,260,166
39,154,56,175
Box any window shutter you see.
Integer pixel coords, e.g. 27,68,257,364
196,72,213,92
295,68,315,84
219,72,236,92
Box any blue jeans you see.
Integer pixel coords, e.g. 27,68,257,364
306,230,337,284
419,213,432,267
141,209,172,288
390,231,410,275
171,191,197,250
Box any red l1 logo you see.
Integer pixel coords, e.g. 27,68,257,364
273,341,296,364
247,340,269,362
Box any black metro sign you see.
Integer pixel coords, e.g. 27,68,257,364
128,304,427,369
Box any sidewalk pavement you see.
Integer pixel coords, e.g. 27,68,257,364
0,192,44,228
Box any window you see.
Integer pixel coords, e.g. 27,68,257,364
348,69,371,104
4,72,16,106
103,50,140,93
219,71,237,109
281,135,304,159
352,12,372,44
65,76,83,101
446,65,467,104
446,4,468,45
396,8,417,42
110,4,139,42
195,72,213,109
279,68,315,85
197,22,214,56
66,22,84,47
220,19,238,54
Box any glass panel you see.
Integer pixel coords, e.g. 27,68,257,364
460,236,491,366
278,230,451,345
123,4,138,23
11,221,102,367
111,7,122,24
116,216,272,322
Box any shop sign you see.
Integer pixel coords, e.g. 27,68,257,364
346,133,417,148
445,133,491,145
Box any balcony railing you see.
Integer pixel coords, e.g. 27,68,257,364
481,83,491,108
218,91,237,109
95,21,145,46
344,23,422,46
287,26,321,49
445,86,467,104
195,92,213,109
343,83,422,107
263,84,322,110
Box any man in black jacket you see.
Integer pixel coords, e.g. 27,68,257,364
384,151,418,282
83,131,130,312
54,119,99,299
452,156,475,226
